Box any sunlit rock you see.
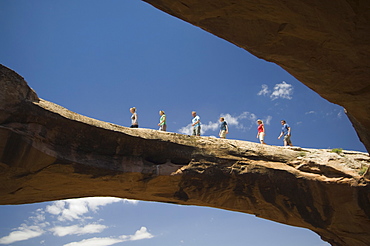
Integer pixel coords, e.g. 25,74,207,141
1,65,369,246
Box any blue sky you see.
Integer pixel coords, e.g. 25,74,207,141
0,198,329,246
0,0,365,245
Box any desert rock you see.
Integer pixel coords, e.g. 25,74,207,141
0,65,370,246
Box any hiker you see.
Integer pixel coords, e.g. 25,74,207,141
219,117,228,139
278,120,293,146
256,119,266,144
158,110,167,131
191,111,201,136
129,107,138,128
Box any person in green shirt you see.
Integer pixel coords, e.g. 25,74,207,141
158,110,167,131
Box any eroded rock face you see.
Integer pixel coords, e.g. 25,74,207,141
1,65,370,246
141,0,370,153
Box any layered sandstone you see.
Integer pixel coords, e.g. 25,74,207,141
1,65,370,246
141,0,370,153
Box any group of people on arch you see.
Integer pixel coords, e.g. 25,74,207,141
129,107,293,147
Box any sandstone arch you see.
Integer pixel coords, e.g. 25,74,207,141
1,0,370,245
1,65,370,246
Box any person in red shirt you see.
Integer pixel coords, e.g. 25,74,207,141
256,119,267,144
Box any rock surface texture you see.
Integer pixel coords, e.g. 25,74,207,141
1,65,370,246
142,0,370,153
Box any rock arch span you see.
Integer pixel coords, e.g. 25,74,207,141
1,65,370,246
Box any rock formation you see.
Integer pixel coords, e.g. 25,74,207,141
141,0,370,153
1,65,370,246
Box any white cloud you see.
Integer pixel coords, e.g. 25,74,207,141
200,121,219,133
305,111,316,114
178,121,220,136
0,197,141,245
257,84,270,96
222,112,257,130
46,197,123,221
59,200,89,221
178,123,193,135
270,81,293,100
82,197,128,212
178,112,271,136
63,237,124,246
264,116,272,125
257,81,294,100
63,227,154,246
128,226,154,241
50,223,107,237
46,200,65,215
122,199,139,205
0,225,44,244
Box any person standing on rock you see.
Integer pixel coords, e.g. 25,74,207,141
219,117,228,139
158,110,167,131
256,119,266,144
191,111,201,136
130,107,138,128
278,120,293,147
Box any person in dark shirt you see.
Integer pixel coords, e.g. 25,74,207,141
278,120,293,147
219,117,229,139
